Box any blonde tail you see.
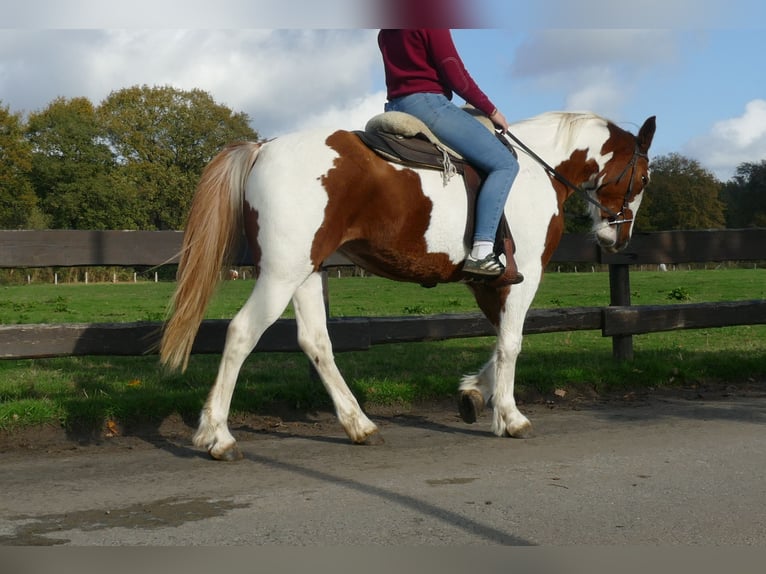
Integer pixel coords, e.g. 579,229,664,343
160,141,262,372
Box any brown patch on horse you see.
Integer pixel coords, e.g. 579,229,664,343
315,130,464,285
540,149,600,269
468,282,510,327
599,125,639,210
597,123,653,246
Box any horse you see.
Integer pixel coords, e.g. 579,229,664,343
160,110,656,461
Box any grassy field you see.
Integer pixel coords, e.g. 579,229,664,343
1,268,764,432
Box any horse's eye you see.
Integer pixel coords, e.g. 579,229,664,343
641,175,648,186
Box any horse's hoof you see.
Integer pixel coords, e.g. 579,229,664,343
458,390,485,423
357,431,385,446
209,444,243,461
506,422,534,439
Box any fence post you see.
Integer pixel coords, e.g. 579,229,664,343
608,263,633,360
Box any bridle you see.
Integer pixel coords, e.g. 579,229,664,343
504,129,648,229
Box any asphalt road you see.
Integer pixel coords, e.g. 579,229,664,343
1,389,765,546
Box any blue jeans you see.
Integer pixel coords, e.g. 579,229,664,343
385,93,519,244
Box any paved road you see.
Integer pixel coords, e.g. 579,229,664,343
1,391,764,546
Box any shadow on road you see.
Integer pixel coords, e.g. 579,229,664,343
241,449,535,546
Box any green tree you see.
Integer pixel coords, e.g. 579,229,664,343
721,160,766,228
0,104,43,228
25,96,139,229
562,193,593,234
636,153,725,231
98,85,258,229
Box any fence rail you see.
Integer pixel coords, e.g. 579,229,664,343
1,229,765,360
3,228,765,268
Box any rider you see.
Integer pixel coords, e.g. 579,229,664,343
377,29,523,283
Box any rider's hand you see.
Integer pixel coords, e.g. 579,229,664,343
490,109,509,134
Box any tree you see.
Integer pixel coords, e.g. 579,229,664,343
636,153,725,231
25,96,139,229
0,104,43,228
721,160,766,228
562,193,593,234
98,85,259,229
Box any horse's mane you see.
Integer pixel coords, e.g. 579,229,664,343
513,111,610,152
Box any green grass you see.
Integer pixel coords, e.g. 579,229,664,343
3,267,764,324
1,268,764,432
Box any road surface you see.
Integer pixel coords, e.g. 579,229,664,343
1,387,764,546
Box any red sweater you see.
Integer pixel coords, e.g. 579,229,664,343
378,29,496,117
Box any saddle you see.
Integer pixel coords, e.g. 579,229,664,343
353,109,520,287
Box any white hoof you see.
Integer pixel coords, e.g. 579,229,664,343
492,409,533,438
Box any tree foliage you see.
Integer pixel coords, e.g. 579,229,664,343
98,85,258,229
17,86,258,231
562,193,593,234
636,153,725,231
2,90,762,234
0,104,42,228
25,96,131,229
721,160,766,228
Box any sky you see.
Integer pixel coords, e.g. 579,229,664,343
2,0,765,182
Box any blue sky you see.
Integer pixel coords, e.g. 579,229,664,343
2,0,765,181
451,26,766,180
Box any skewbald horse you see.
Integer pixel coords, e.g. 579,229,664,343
160,111,656,461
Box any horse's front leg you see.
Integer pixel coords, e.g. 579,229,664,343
460,281,532,437
459,341,532,436
489,327,533,438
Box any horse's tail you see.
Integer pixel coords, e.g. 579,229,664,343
160,141,262,372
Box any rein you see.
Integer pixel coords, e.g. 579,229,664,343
504,129,646,227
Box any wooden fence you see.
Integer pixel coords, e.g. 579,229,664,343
1,229,765,361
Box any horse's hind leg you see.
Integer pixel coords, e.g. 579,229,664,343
194,276,297,460
458,351,496,422
458,283,500,422
292,272,382,444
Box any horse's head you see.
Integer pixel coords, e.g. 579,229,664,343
588,116,656,253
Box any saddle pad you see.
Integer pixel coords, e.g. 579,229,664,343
365,111,462,158
365,107,514,161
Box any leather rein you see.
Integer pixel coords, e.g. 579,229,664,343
504,129,647,228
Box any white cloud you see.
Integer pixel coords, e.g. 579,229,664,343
2,0,373,28
4,0,757,30
510,29,677,120
557,67,625,119
0,29,381,138
511,29,678,78
684,99,766,181
298,91,387,133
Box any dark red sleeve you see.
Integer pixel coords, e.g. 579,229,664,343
424,29,496,117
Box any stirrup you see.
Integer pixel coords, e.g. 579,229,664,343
462,253,505,278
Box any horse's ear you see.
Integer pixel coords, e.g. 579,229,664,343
637,116,656,154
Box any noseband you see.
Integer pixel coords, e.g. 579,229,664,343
504,130,647,229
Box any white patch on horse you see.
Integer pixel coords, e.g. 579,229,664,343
508,164,559,272
416,168,469,262
245,130,335,275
